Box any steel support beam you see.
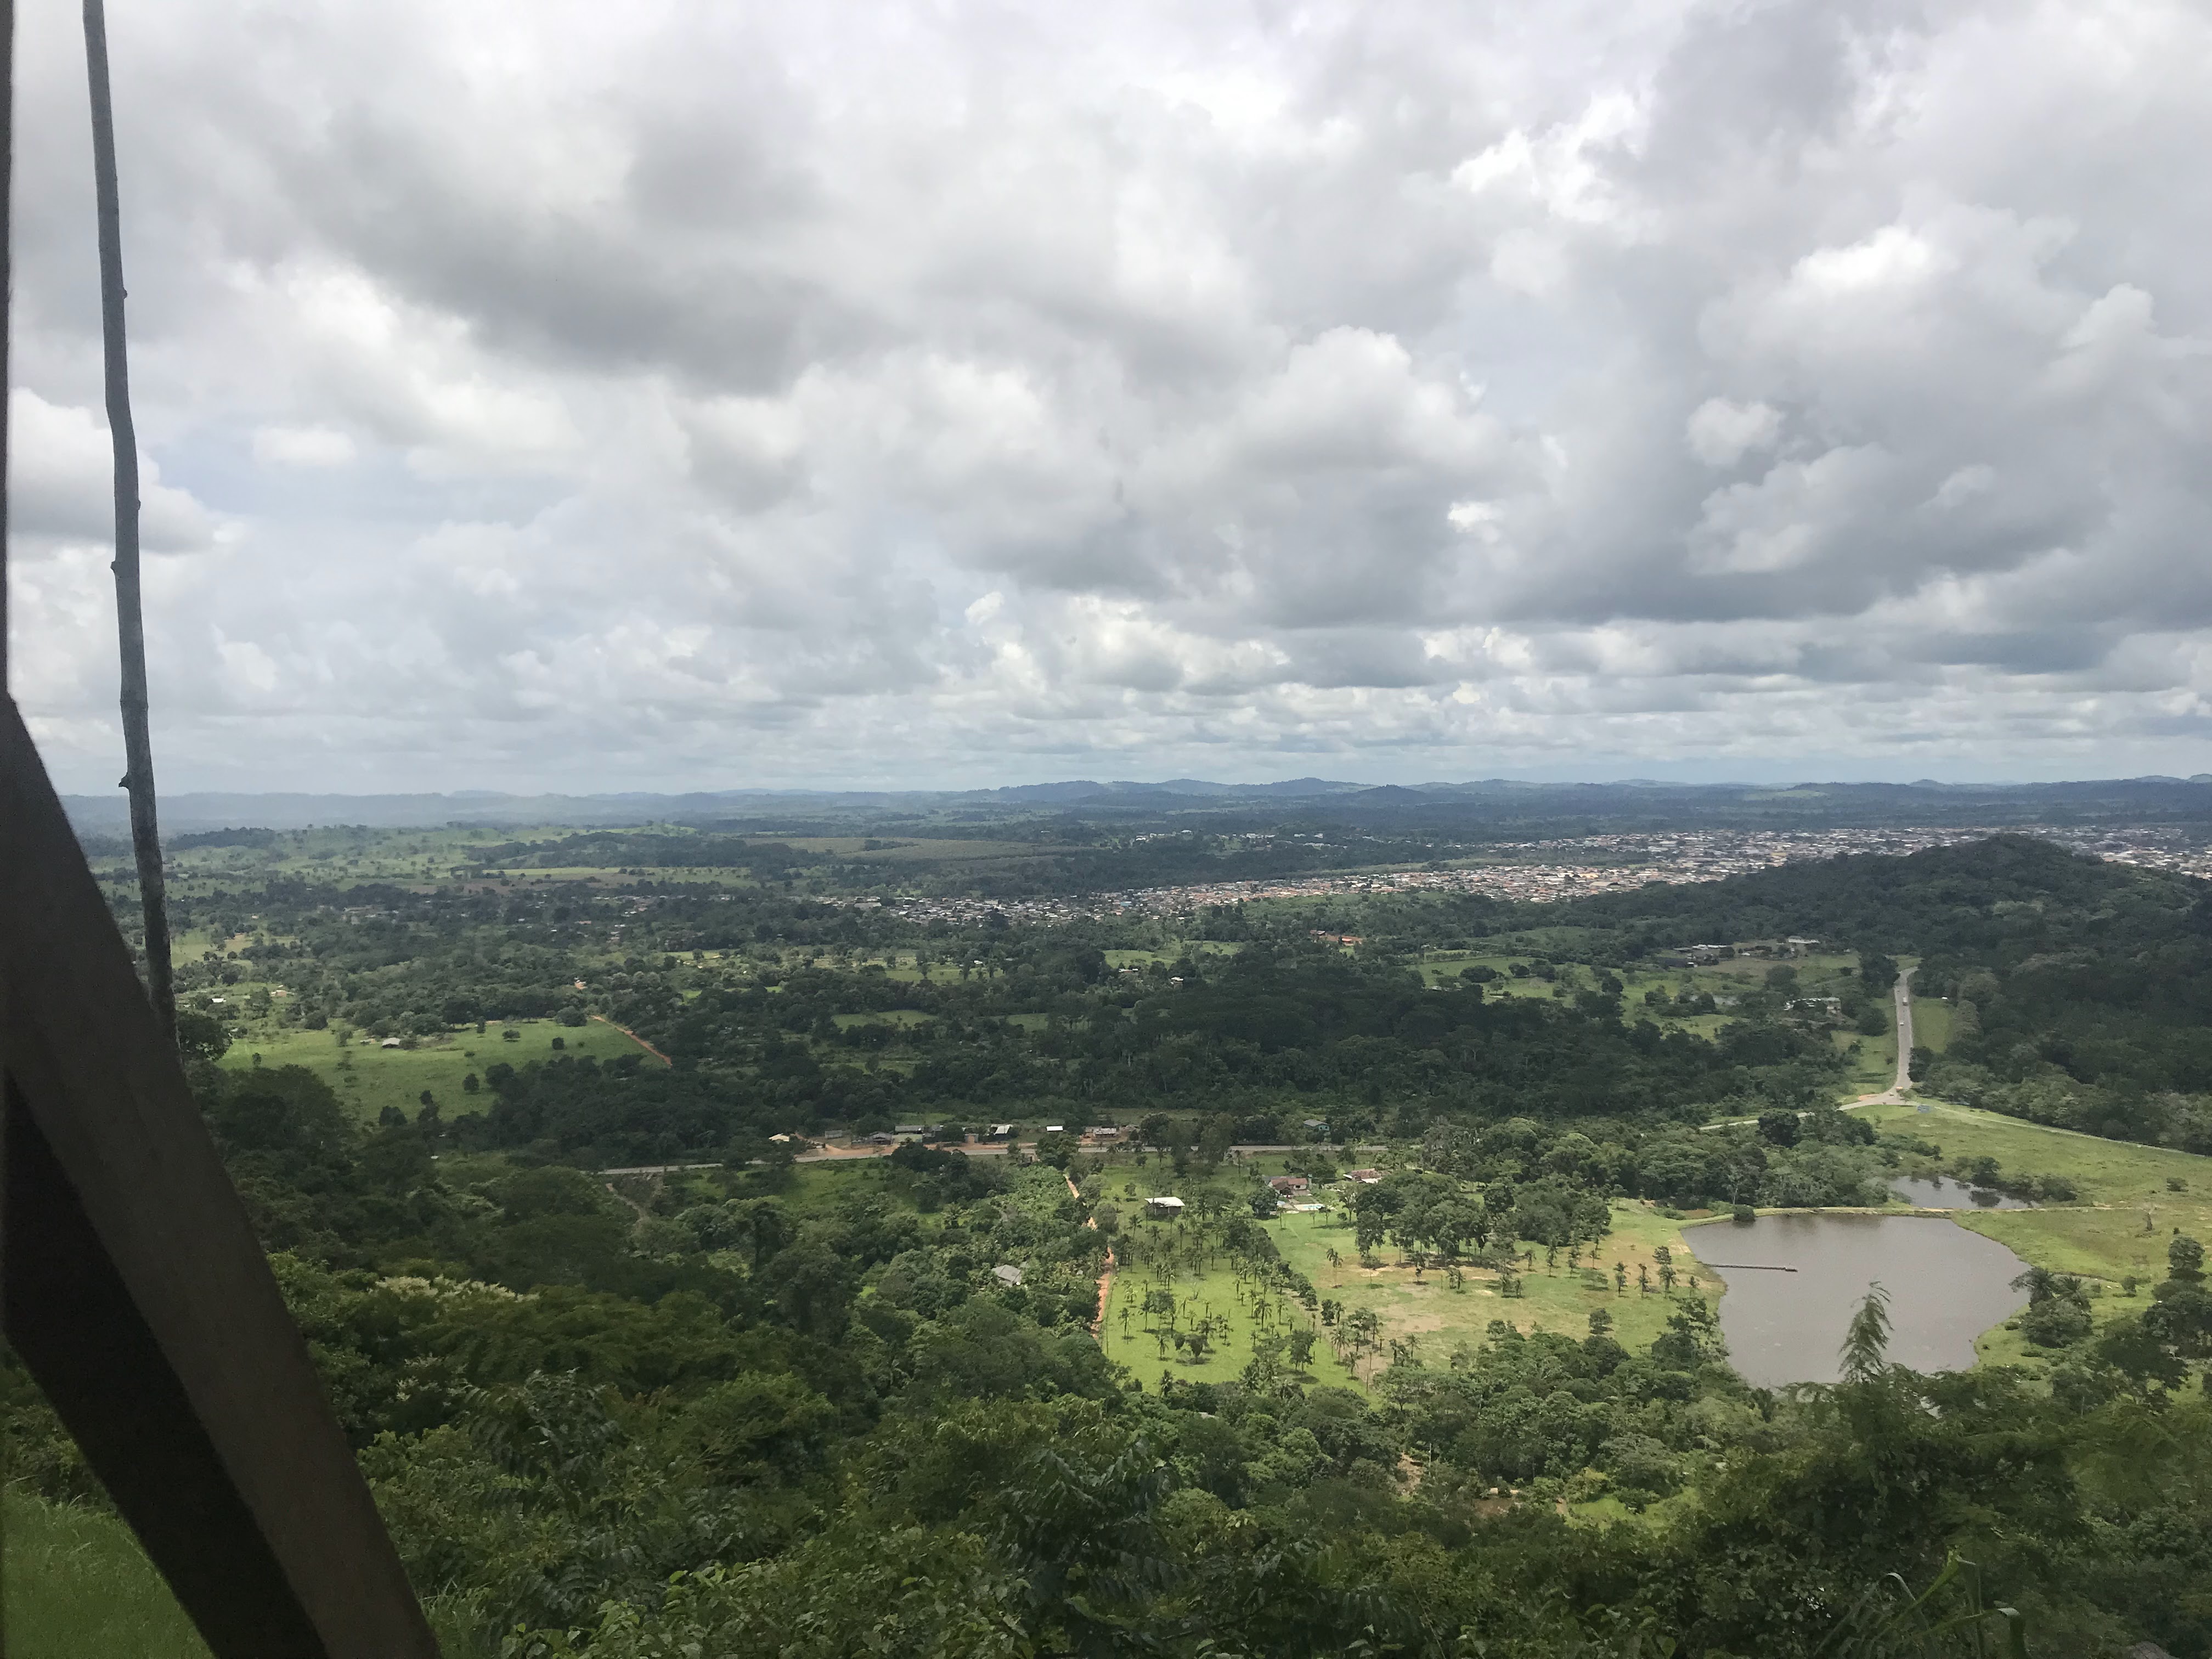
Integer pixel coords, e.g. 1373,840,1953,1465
1,695,439,1658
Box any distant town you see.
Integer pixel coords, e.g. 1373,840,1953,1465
874,823,2212,928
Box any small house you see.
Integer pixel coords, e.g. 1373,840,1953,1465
1087,1126,1121,1139
991,1265,1024,1288
868,1131,896,1145
1043,1124,1066,1135
1146,1196,1186,1220
768,1133,792,1145
379,1037,402,1049
984,1123,1014,1142
894,1123,924,1136
1268,1175,1311,1197
1346,1168,1384,1184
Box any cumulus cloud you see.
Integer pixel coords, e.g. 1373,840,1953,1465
252,425,356,467
8,391,220,554
1685,399,1782,468
9,0,2212,791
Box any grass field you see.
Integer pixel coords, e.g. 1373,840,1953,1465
1860,1099,2212,1284
1912,997,1954,1053
1103,944,1245,967
1101,1110,2212,1401
1101,1169,1720,1396
1,1485,500,1658
1835,1026,1896,1096
218,1017,656,1124
1100,1246,1368,1392
2,1488,208,1658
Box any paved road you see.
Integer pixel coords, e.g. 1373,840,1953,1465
1846,966,1916,1106
1891,967,1915,1092
1708,966,1920,1127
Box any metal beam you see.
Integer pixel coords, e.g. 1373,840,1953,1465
1,695,440,1658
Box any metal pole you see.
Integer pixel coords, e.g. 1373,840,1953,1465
1,0,12,697
83,0,173,1037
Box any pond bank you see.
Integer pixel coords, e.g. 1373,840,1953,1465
1689,1211,2029,1386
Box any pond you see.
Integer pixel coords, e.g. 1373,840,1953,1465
1888,1175,2033,1210
1699,1214,2029,1387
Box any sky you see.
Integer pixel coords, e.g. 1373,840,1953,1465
8,0,2212,794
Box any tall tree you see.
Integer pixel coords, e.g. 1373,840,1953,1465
1839,1282,1893,1384
84,0,173,1036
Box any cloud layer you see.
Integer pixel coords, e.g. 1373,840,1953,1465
9,0,2212,791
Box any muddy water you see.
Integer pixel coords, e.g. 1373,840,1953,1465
1888,1175,2032,1210
1700,1213,2029,1387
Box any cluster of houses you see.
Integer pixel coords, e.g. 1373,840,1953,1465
1139,1165,1389,1222
1658,936,1825,969
856,1122,1126,1147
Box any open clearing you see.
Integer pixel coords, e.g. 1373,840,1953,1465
1861,1099,2212,1283
1101,1163,1720,1397
218,1018,650,1124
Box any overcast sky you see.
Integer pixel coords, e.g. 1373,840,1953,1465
8,0,2212,794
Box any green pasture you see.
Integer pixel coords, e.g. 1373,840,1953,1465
1972,1280,2147,1371
1860,1100,2212,1284
1103,944,1244,967
218,1018,654,1124
1102,1167,1721,1396
1912,996,1954,1052
1270,1199,1720,1364
831,1009,938,1029
1835,1025,1897,1096
1101,1246,1365,1393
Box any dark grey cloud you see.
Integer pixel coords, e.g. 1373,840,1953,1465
10,0,2212,792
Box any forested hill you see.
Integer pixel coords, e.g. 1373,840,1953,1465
1570,832,2204,956
1555,835,2212,1146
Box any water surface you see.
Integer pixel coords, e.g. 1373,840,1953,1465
1887,1175,2032,1210
1700,1214,2028,1387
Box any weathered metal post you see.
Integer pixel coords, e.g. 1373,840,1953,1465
84,0,177,1038
2,10,439,1653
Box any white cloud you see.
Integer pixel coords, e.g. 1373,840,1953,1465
1684,399,1783,468
7,391,219,554
9,0,2212,790
252,425,357,466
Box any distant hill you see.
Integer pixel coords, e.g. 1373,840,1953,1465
57,773,2212,840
